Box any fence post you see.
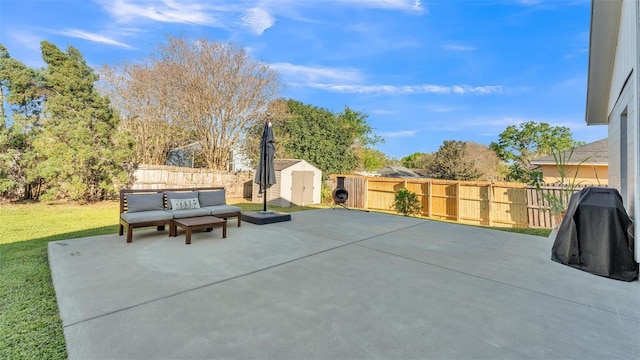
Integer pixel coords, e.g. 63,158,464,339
427,180,432,218
364,177,369,210
456,181,461,222
488,183,493,226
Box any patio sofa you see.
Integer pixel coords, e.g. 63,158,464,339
119,187,242,243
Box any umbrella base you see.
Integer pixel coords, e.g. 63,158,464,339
241,211,291,225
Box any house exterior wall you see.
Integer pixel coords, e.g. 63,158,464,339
605,0,639,262
538,164,608,186
608,0,637,116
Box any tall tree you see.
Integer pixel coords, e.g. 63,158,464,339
100,36,280,170
249,99,381,177
99,61,188,165
0,44,46,199
490,121,582,183
358,148,389,171
401,152,434,169
34,41,132,201
465,142,501,181
428,140,481,180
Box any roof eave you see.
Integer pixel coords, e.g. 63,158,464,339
585,0,622,126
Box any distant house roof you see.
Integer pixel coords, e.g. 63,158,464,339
531,139,608,166
378,166,422,178
411,169,430,177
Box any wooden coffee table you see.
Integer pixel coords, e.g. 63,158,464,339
172,216,227,245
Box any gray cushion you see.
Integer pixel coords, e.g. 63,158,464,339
203,205,242,216
167,208,212,219
198,190,226,206
121,210,173,223
166,191,199,209
126,193,165,213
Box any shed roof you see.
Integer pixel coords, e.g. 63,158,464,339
273,159,314,171
531,139,608,166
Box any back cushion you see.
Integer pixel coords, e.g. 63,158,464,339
199,190,226,206
126,193,165,213
166,191,199,210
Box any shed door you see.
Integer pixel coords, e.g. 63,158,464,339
291,171,314,205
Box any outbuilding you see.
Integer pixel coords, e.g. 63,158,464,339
252,159,322,207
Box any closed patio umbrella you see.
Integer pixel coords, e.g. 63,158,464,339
255,119,276,212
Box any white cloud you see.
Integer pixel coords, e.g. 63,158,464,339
100,0,217,25
241,7,275,35
337,0,426,13
271,63,363,83
443,44,476,51
307,83,504,95
380,130,417,138
8,31,42,52
56,29,133,49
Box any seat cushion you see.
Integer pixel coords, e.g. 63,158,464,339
203,205,242,216
166,191,199,210
121,210,173,223
198,190,226,206
126,193,165,213
167,208,212,219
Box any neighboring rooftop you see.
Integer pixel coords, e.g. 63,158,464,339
531,138,608,166
378,165,422,178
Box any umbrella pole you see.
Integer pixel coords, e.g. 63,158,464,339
263,122,268,212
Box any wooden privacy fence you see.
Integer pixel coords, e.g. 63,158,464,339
329,175,530,228
132,164,254,198
328,175,596,228
525,184,589,228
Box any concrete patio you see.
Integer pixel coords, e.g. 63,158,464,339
48,208,639,359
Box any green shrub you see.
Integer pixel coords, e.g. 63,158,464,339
392,188,421,216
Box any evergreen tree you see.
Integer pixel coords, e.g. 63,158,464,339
428,140,481,180
271,99,381,177
0,44,46,199
34,41,131,201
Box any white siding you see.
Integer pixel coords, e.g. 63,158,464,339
279,168,293,207
608,0,637,116
608,76,636,211
606,0,639,262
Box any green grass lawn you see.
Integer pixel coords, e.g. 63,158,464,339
1,201,120,359
0,200,549,359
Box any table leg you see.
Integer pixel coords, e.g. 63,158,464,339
185,228,192,245
222,221,227,238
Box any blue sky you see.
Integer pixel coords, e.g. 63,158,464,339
0,0,605,159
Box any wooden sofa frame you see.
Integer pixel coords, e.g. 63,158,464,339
119,187,241,243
